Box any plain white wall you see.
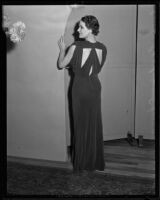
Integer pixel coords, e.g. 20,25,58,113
135,5,155,139
6,5,71,161
97,5,137,140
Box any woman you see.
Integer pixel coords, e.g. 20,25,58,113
58,15,107,172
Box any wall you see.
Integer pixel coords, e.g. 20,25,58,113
97,5,137,140
5,6,71,161
135,5,155,139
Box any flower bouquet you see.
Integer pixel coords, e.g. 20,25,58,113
3,15,26,43
9,21,26,43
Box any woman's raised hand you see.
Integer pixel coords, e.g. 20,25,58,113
58,36,66,51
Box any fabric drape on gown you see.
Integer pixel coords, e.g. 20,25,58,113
69,40,107,171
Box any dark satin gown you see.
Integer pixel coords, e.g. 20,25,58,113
69,40,107,171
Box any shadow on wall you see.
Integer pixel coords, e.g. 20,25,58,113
7,36,17,53
67,21,86,161
3,29,17,53
57,20,84,161
66,21,78,163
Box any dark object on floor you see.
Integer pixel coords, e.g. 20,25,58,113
126,133,137,146
138,135,144,147
7,161,155,195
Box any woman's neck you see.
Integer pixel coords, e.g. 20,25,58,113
85,34,96,43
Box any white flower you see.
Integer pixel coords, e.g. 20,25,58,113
10,33,21,42
9,21,26,43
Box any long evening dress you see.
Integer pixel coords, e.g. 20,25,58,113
69,40,107,171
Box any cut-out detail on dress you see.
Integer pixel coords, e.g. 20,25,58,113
95,49,102,65
89,65,93,76
81,48,92,68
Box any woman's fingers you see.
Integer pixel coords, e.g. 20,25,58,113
58,36,63,45
60,36,64,43
58,36,65,50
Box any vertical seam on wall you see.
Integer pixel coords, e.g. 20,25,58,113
133,4,138,138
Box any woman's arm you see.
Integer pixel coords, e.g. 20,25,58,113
58,36,76,69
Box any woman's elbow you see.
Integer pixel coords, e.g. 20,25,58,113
58,61,65,69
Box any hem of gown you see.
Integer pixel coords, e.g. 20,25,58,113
72,165,105,173
72,168,105,176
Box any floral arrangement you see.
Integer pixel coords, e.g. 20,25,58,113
9,21,26,43
3,14,26,43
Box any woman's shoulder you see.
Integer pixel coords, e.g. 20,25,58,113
70,40,107,50
71,40,83,47
96,41,107,50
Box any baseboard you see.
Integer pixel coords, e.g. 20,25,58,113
103,138,155,142
7,155,73,170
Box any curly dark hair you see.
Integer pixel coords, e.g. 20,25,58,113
81,15,100,36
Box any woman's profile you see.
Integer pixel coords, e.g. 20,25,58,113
58,15,107,172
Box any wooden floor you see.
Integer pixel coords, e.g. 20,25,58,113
7,139,155,180
103,139,155,179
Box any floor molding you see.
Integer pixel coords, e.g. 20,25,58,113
7,156,72,170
